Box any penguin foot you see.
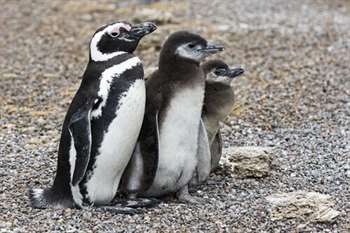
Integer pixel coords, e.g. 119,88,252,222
124,198,160,208
176,185,201,204
113,197,160,208
177,194,202,204
97,206,141,215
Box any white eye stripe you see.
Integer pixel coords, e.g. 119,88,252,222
107,23,131,34
90,29,124,61
90,23,133,61
109,32,120,37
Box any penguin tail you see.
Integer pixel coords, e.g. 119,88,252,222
28,187,50,209
28,186,73,209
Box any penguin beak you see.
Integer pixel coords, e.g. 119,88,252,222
228,67,244,79
197,43,224,54
129,22,157,39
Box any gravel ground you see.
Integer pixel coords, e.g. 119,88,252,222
1,0,349,232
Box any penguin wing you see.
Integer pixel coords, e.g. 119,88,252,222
194,119,211,184
68,99,94,186
210,129,223,172
137,110,160,191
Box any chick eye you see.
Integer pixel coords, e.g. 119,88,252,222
188,43,196,48
214,68,226,76
109,32,119,37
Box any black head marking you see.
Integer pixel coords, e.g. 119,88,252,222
202,60,244,83
202,60,229,75
159,31,208,65
90,21,157,62
96,23,133,53
159,31,223,67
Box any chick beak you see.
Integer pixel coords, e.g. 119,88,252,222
228,67,244,79
197,43,224,54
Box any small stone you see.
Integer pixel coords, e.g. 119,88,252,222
227,146,273,178
217,24,230,32
80,14,93,22
2,73,18,78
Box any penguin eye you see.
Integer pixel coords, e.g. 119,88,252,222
109,32,119,38
188,43,196,49
214,68,226,76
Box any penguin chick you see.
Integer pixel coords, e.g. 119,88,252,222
201,60,244,172
120,31,224,203
29,21,157,214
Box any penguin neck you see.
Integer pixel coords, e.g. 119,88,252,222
206,81,232,90
85,52,135,74
159,54,201,81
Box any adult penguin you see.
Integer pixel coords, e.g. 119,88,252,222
29,21,157,213
120,31,223,203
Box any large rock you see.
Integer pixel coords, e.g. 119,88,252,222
227,146,273,178
266,191,340,223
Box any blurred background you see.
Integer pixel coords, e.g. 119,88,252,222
0,0,349,232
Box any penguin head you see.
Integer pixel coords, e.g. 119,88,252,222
90,21,157,62
160,31,224,66
203,60,244,85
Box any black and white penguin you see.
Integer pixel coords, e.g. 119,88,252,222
29,21,157,213
120,31,223,203
201,60,244,171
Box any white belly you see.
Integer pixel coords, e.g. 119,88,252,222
86,79,145,204
146,86,204,196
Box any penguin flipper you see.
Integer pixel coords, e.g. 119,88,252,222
137,110,160,191
210,129,223,172
193,119,211,185
68,101,93,186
